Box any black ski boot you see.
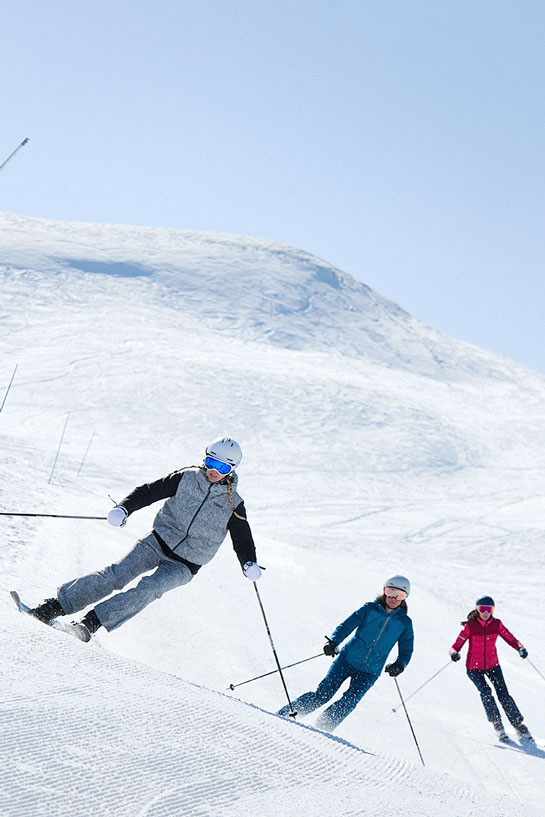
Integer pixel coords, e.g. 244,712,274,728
76,609,103,641
493,721,508,743
515,723,534,743
28,597,65,623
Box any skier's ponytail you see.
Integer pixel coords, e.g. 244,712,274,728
226,477,246,520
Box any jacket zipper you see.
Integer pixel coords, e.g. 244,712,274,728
173,483,212,550
361,615,391,668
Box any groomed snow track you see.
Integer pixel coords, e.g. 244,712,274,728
1,603,528,817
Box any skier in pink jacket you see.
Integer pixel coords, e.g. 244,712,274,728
449,595,533,743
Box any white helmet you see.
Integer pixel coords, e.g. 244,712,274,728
384,575,410,597
205,437,242,468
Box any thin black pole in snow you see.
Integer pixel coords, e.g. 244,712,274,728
77,431,95,476
392,661,451,712
394,678,425,767
0,364,18,414
48,413,71,484
0,138,29,173
0,512,106,520
228,652,323,691
252,582,297,717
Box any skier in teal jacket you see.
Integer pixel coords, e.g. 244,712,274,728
278,575,414,732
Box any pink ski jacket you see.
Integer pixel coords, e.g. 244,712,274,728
450,616,522,670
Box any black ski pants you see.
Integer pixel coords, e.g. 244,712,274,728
467,664,523,727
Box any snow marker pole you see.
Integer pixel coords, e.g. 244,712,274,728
228,652,323,690
0,138,29,173
528,659,545,684
252,582,297,717
0,512,106,520
48,412,71,484
394,678,425,767
392,661,451,712
77,431,95,476
0,364,18,414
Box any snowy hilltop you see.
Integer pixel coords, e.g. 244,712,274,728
1,212,544,816
0,211,535,380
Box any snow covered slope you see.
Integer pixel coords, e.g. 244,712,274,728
1,212,544,815
2,609,537,817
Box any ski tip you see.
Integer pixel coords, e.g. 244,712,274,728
9,590,21,609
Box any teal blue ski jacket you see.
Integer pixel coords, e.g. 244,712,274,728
330,598,414,676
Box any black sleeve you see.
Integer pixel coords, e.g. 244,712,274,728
120,471,184,515
227,501,257,568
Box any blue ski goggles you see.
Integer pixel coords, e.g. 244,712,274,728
204,456,233,475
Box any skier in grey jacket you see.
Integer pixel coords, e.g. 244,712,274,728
28,437,261,640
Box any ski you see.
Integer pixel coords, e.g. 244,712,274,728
10,590,91,642
495,731,544,756
514,735,543,755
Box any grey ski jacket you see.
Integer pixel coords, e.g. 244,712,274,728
120,467,256,569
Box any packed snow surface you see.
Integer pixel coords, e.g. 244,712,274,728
1,212,545,816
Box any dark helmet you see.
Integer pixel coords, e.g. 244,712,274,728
476,595,495,607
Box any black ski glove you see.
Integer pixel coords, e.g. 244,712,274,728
519,647,528,659
385,661,404,677
450,652,461,662
323,636,339,657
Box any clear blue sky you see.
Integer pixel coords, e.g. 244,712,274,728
2,1,545,373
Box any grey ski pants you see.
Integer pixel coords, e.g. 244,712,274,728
57,532,193,631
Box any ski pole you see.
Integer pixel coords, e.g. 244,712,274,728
0,512,107,520
394,678,425,767
252,582,297,717
228,652,323,691
528,659,545,684
392,661,451,712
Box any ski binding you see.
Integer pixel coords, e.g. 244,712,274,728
10,590,91,642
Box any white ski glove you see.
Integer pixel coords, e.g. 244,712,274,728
107,506,128,527
243,561,262,581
